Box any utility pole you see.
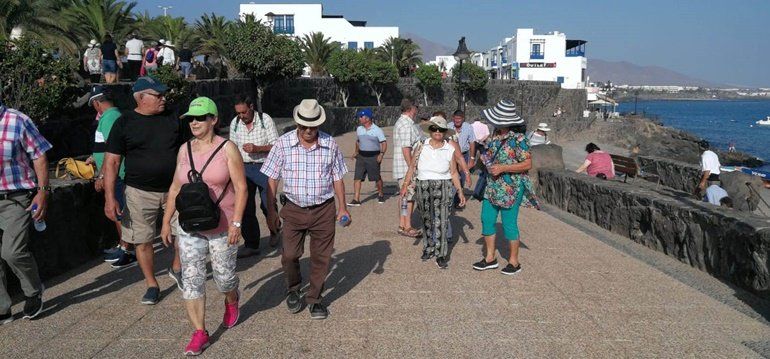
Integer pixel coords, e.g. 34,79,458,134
157,5,173,16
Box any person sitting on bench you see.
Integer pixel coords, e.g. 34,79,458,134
576,143,615,180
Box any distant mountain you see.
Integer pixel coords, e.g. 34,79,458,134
588,59,725,88
401,32,454,63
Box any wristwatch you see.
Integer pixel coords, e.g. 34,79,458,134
231,221,242,228
470,156,476,160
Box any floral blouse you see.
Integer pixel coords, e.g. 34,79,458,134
482,132,539,209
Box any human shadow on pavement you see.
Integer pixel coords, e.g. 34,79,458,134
238,240,391,323
38,244,179,318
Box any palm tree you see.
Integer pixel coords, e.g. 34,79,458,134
377,37,422,77
1,0,70,49
59,0,138,55
298,32,339,77
194,13,231,58
136,13,197,50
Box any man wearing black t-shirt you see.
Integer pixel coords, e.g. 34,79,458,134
104,77,186,305
177,46,193,79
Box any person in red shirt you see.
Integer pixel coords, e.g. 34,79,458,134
576,143,615,179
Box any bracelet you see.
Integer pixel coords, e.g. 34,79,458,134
470,156,476,160
37,186,51,192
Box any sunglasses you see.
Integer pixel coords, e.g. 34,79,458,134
186,115,211,123
144,92,165,100
429,125,448,133
298,124,319,131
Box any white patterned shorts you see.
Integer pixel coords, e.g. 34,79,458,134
178,229,239,300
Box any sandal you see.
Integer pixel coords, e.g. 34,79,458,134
398,227,421,238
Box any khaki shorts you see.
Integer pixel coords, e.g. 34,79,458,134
122,186,177,244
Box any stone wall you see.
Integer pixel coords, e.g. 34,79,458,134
537,169,770,297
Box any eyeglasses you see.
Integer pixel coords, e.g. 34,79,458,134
298,124,318,131
429,125,447,133
144,92,165,100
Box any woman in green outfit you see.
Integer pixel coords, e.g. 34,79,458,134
472,100,539,275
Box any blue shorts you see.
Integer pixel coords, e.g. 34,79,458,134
102,60,118,74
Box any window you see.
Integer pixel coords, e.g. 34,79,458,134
348,41,358,50
273,15,294,34
530,41,544,59
364,42,374,50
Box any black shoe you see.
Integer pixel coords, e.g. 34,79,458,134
421,250,433,261
377,195,385,204
110,252,137,268
309,303,328,320
436,257,448,269
346,199,362,207
22,289,44,319
286,290,302,314
0,312,12,325
168,267,183,290
141,286,160,305
237,246,260,259
472,258,499,271
501,263,522,276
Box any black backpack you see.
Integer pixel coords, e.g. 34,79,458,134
176,140,231,233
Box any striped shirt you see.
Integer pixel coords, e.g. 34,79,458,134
0,106,52,191
229,113,279,163
260,130,347,208
392,114,420,180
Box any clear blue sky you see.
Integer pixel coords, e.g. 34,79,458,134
136,0,770,87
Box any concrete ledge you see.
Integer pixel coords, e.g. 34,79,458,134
537,169,770,297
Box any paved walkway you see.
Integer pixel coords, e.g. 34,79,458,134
2,128,770,358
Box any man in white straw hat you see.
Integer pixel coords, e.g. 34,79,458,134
83,39,102,84
527,122,551,146
261,99,350,320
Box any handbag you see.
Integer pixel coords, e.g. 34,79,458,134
472,139,510,201
55,158,96,180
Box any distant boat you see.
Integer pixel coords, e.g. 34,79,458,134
741,168,770,180
757,116,770,126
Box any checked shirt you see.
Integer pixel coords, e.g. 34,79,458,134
229,113,279,163
0,105,52,192
392,114,420,180
260,130,347,208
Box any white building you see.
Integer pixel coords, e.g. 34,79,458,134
239,3,398,51
425,55,457,76
472,29,587,89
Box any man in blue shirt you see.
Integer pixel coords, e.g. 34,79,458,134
348,108,387,206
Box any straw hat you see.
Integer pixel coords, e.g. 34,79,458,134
292,99,326,127
536,123,551,132
481,100,524,127
419,116,455,136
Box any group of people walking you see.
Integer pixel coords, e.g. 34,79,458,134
0,75,541,355
82,33,195,84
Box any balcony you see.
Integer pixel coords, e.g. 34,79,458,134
501,57,508,65
491,60,497,67
530,52,544,60
566,40,587,57
273,26,294,35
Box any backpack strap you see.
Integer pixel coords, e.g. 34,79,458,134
199,140,229,175
186,139,229,182
215,179,231,205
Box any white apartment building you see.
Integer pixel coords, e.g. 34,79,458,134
425,55,458,75
239,3,398,51
471,29,587,89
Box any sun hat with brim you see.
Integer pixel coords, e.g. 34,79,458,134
88,84,106,107
537,122,551,131
89,39,97,46
293,99,326,127
132,76,168,94
180,96,218,119
471,120,490,141
481,100,524,127
419,116,455,136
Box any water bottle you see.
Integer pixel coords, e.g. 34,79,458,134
338,214,351,227
30,204,47,232
400,197,408,216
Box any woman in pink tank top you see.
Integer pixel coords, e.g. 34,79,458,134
160,97,247,356
576,142,615,179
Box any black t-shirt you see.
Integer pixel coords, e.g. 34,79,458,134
101,41,117,61
179,49,193,62
106,110,189,192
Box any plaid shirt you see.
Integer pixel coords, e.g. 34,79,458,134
0,106,52,191
261,130,347,207
392,114,420,179
229,113,279,163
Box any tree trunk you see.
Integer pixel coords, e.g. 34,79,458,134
375,91,383,106
339,87,349,107
253,79,265,123
423,91,428,106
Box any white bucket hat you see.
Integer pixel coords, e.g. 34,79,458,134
88,39,97,46
419,116,455,136
537,123,551,132
293,99,326,127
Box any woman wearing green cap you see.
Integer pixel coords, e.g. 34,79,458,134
160,97,248,356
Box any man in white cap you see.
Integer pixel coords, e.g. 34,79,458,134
527,123,551,146
261,99,350,320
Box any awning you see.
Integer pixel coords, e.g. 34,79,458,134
589,99,612,105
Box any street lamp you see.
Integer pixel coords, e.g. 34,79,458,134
453,37,472,113
157,5,172,16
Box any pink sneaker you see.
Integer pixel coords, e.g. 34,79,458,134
184,330,210,356
222,290,240,328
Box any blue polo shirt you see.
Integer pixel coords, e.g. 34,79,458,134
450,122,476,153
356,124,386,155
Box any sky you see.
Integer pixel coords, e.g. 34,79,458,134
135,0,770,87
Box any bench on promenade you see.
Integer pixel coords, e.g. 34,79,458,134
611,154,660,186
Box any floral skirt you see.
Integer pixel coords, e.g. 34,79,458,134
415,179,453,258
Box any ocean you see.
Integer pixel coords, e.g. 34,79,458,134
616,99,770,172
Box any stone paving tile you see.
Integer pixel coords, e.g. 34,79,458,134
1,128,769,357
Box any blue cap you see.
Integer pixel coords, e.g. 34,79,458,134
356,108,373,119
132,76,168,94
88,84,106,106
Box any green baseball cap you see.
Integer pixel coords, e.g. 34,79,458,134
180,97,218,119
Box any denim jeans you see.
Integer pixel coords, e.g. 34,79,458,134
243,163,272,249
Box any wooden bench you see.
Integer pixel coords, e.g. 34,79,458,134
610,154,661,186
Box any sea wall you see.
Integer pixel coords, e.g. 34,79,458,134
537,169,770,297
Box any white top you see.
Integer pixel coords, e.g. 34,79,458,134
705,185,728,205
159,46,175,65
700,150,721,175
125,38,144,61
416,139,455,180
527,131,550,145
